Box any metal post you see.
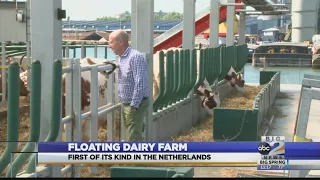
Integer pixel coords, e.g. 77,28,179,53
209,0,220,48
182,0,196,50
131,0,137,48
182,0,195,98
1,42,6,104
132,0,154,141
30,0,62,176
239,13,246,45
226,0,235,46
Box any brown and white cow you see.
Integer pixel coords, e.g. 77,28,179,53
61,58,117,142
0,57,30,100
225,66,245,96
196,78,220,116
153,48,221,116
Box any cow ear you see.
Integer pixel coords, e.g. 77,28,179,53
86,58,96,65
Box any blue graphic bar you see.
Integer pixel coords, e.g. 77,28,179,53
36,142,320,157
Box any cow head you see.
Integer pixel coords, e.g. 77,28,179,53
196,89,220,109
85,58,117,78
225,66,245,88
0,73,29,100
196,79,220,110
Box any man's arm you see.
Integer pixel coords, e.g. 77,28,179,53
130,54,148,109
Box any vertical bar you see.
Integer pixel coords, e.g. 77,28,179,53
94,43,98,58
72,59,82,177
65,44,70,67
107,69,114,141
64,58,73,177
81,43,85,59
182,0,195,50
1,42,6,104
226,0,235,46
114,56,124,141
6,60,41,177
131,0,137,49
145,53,153,141
27,42,31,91
239,13,246,45
209,0,220,48
0,62,20,173
134,0,154,141
104,47,108,59
49,60,63,177
182,0,196,99
90,66,98,174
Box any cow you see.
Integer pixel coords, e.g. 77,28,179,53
225,66,245,96
196,78,221,117
153,48,222,116
16,57,117,142
61,58,117,142
0,57,30,101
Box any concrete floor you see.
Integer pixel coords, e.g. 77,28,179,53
193,84,320,178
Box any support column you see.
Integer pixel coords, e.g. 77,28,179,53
30,0,62,142
130,0,137,48
209,0,220,48
132,0,154,141
182,0,195,50
239,13,246,45
226,0,235,46
30,0,62,177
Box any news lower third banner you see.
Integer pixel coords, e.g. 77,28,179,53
37,142,320,164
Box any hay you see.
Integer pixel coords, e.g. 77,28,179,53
0,96,31,177
220,85,265,109
171,85,264,143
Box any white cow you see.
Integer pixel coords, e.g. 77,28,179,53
60,58,116,142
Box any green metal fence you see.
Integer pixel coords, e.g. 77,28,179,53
0,60,62,177
153,44,248,112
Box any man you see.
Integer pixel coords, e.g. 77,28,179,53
109,29,150,142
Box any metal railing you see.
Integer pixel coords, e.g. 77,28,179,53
254,72,281,128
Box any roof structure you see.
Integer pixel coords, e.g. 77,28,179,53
62,20,182,31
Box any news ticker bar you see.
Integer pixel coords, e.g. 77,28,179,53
257,164,320,170
38,153,258,164
36,141,320,159
37,152,320,165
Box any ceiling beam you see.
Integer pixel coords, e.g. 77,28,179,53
220,3,287,7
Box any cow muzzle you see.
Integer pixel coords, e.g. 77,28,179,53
101,61,117,76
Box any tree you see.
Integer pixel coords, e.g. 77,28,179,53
162,12,183,20
96,11,183,21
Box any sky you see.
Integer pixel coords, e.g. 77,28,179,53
62,0,213,20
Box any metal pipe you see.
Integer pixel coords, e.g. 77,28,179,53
235,9,289,12
220,3,287,7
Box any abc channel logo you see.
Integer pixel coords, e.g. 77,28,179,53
258,142,284,156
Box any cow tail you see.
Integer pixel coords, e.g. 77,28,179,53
19,53,27,71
